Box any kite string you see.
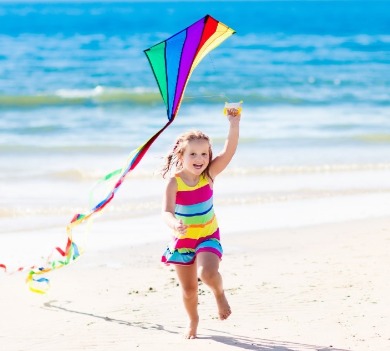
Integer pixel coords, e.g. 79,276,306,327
208,52,233,102
184,93,229,100
183,55,231,102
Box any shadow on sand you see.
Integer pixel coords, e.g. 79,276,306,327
198,330,351,351
44,300,351,351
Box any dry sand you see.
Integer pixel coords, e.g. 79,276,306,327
1,215,389,351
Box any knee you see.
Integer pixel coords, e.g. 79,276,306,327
181,284,198,299
197,266,217,283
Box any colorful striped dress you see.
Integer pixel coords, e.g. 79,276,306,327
161,175,223,265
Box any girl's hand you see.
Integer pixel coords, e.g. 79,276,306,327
226,108,241,124
174,219,188,235
226,108,240,117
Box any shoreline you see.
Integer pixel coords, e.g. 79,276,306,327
2,161,390,229
2,163,390,270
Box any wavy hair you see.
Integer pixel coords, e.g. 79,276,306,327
161,130,213,180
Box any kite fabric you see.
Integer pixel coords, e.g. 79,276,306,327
0,14,235,294
145,14,235,120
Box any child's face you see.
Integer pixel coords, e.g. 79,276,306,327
181,139,210,175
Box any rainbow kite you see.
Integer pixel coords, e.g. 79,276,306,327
1,15,235,293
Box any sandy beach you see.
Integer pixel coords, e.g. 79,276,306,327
1,210,389,351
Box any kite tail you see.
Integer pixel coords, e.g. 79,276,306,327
1,118,174,294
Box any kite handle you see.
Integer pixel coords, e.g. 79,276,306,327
223,100,243,115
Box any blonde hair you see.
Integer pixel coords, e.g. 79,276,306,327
161,130,213,179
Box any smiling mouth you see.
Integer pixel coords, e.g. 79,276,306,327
193,164,203,170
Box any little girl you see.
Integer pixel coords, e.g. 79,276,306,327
161,107,241,339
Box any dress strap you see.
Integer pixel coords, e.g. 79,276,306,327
175,175,208,191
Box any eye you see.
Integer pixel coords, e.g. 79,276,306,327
202,152,208,157
190,152,196,156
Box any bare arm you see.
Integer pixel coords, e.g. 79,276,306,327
161,177,188,234
209,109,241,179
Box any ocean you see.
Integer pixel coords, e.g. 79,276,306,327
1,1,390,252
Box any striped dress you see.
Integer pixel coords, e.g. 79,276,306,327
161,175,223,265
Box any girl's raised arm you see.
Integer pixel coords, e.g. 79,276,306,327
209,110,241,179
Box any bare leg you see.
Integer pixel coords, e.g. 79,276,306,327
174,263,199,338
196,252,232,320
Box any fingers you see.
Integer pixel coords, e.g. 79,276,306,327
226,108,241,118
226,108,238,116
175,219,188,235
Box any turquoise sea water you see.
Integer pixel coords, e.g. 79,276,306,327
1,1,390,237
1,1,389,161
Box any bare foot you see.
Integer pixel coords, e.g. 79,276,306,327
184,317,199,339
216,292,232,320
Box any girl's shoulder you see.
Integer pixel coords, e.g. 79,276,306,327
165,175,178,192
204,174,214,189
